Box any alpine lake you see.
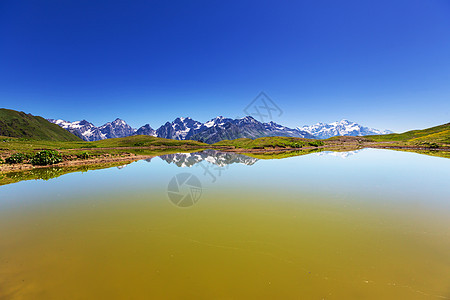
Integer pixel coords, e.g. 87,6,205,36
0,148,449,299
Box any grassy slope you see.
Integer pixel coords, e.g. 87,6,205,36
0,135,208,157
366,122,450,144
92,135,207,148
213,136,322,149
0,108,81,141
243,148,324,159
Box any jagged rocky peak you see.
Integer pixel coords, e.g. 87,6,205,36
156,117,202,140
112,118,127,125
99,118,135,139
202,116,234,128
237,116,259,124
135,124,156,136
102,118,129,128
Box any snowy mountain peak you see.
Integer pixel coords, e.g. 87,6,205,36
112,118,127,125
202,116,235,129
298,120,392,139
240,116,258,122
155,117,203,140
175,117,195,123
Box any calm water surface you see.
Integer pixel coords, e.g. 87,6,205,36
0,149,449,299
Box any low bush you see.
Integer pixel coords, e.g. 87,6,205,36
24,153,34,160
77,152,90,159
0,158,4,164
5,153,26,164
308,140,324,147
429,143,439,149
418,142,439,149
30,150,63,166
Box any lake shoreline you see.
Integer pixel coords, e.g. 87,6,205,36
0,153,157,173
1,143,449,174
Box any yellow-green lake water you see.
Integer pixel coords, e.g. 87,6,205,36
0,149,449,299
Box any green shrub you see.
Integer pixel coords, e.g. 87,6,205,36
0,158,4,164
23,153,33,160
416,142,439,149
77,152,90,159
429,143,439,149
308,140,324,147
5,153,26,164
30,150,63,166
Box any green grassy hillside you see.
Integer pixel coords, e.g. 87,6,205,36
0,135,208,158
92,135,207,148
242,148,323,159
0,108,81,141
366,122,450,145
213,136,323,149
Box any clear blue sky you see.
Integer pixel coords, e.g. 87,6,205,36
1,0,449,132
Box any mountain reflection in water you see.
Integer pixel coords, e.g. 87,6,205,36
158,150,259,168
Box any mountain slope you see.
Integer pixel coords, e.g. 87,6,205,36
0,109,81,141
366,122,450,144
135,124,156,136
48,119,105,141
156,117,202,140
191,116,314,143
298,119,392,139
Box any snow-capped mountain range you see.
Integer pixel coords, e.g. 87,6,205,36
48,118,136,141
48,116,314,143
48,117,392,143
298,119,392,139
